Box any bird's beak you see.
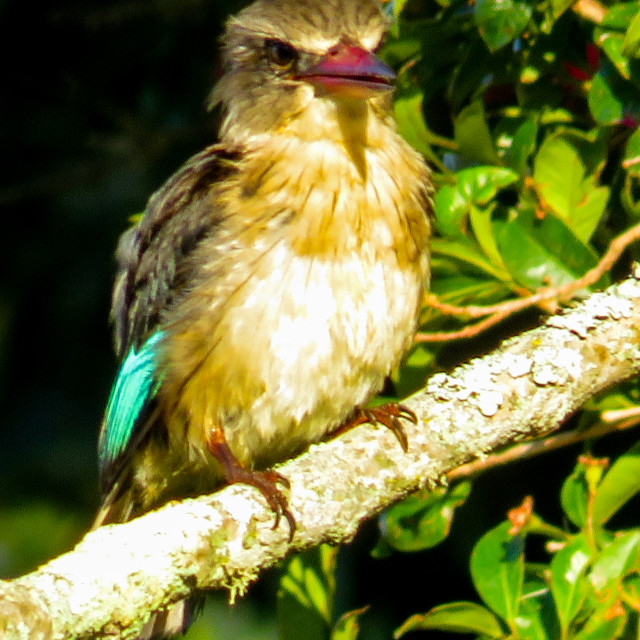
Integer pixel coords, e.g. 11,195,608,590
296,42,396,99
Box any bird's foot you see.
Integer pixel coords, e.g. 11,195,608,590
207,431,296,541
338,402,417,452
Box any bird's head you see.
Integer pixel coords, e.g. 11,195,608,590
211,0,395,144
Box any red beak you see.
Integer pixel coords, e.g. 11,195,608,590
296,42,396,99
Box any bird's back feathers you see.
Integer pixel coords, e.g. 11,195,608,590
111,147,238,357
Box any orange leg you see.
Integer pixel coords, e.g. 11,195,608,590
335,402,417,452
207,429,296,541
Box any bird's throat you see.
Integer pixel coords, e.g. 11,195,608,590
336,99,369,181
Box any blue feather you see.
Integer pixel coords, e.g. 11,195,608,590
99,331,164,475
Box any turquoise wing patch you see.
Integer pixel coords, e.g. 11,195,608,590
99,331,164,475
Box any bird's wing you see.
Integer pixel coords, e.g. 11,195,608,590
98,144,239,496
112,144,238,357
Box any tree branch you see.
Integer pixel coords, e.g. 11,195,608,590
4,271,640,640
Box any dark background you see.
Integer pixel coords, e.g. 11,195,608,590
1,1,635,638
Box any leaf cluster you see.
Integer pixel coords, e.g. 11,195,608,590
392,443,640,639
381,0,640,391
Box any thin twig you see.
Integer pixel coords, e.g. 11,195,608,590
416,222,640,342
446,412,640,482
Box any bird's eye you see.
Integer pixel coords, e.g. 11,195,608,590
264,39,298,69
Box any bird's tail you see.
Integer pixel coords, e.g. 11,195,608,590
138,599,202,639
91,484,204,638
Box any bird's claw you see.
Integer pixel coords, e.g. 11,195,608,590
341,402,417,452
232,468,296,541
208,434,296,541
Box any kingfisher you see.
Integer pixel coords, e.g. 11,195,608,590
95,0,432,634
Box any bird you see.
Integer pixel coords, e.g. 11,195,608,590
94,0,432,635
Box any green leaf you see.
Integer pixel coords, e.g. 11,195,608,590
573,617,627,640
588,72,624,124
560,464,590,528
592,440,640,525
457,166,520,205
454,101,499,165
602,2,640,30
434,185,470,238
588,531,640,591
434,165,519,241
517,577,559,640
278,545,338,640
504,117,538,175
470,521,524,626
549,535,593,634
377,483,471,553
394,601,504,638
533,137,582,218
394,90,442,167
624,127,640,176
469,204,506,269
392,0,411,19
430,274,512,305
432,237,511,281
331,606,369,640
533,136,609,242
623,9,640,58
498,215,599,290
596,31,630,80
474,0,532,51
571,176,610,244
550,0,573,18
622,129,640,216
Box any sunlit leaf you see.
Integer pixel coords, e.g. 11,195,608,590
551,0,573,18
432,237,511,281
475,0,532,51
534,137,584,218
533,136,608,241
588,72,624,124
504,117,538,175
588,531,640,591
470,522,524,625
394,90,442,167
602,2,640,30
573,616,627,640
595,31,630,80
550,535,592,634
457,166,519,204
454,101,499,165
469,204,506,269
278,545,337,640
434,165,518,241
434,185,469,238
591,440,640,526
377,483,471,553
394,601,505,638
331,606,369,640
517,577,558,640
498,216,599,290
560,464,589,528
623,10,640,58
